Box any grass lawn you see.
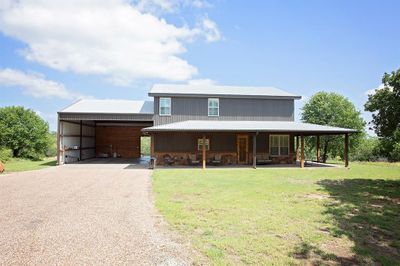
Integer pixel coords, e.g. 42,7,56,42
153,163,400,265
2,157,57,173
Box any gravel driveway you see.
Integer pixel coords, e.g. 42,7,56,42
0,164,194,265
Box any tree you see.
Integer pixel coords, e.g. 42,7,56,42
364,69,400,161
350,136,379,161
301,92,365,163
0,106,51,159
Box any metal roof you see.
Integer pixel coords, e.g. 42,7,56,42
59,99,154,114
149,84,302,99
142,120,358,134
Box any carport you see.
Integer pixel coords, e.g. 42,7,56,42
57,99,153,164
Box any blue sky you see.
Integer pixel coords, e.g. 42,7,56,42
0,0,399,132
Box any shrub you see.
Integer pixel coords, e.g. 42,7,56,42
0,148,12,162
351,137,379,161
45,132,57,157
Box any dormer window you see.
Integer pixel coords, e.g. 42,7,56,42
159,97,171,116
208,98,219,116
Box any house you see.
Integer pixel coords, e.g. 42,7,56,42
57,84,357,167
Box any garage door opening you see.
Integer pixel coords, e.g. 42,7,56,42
58,121,153,164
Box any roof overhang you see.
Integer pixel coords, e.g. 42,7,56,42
149,84,302,100
58,112,153,121
148,93,301,100
142,120,359,135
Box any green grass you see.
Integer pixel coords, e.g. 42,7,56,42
141,136,151,156
2,157,57,173
153,163,400,265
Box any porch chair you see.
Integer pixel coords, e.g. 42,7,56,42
211,154,222,166
187,154,200,166
163,154,175,166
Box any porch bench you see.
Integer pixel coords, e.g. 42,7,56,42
256,154,272,165
163,154,175,166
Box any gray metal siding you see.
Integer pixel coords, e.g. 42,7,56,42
154,132,237,152
154,132,268,153
153,96,294,125
59,113,153,121
154,132,197,152
209,133,236,152
256,133,268,153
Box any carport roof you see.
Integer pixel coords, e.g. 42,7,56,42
142,120,359,134
59,99,154,114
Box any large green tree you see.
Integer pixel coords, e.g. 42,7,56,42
301,92,365,162
364,69,400,161
0,106,51,159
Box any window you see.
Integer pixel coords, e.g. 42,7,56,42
208,98,219,116
197,138,210,151
159,97,171,116
270,135,289,156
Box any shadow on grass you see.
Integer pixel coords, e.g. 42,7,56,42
315,179,400,265
291,242,357,266
39,160,57,167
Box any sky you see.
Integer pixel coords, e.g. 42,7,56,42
0,0,399,132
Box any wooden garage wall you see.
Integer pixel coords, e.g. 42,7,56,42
96,126,142,158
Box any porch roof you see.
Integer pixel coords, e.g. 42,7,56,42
142,120,359,134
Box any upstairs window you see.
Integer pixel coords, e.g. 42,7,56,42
208,98,219,116
270,135,289,156
159,97,171,116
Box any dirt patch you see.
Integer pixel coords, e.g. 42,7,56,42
292,241,357,266
304,193,329,200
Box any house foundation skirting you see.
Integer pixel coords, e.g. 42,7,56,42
153,151,296,166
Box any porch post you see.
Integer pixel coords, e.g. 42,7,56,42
253,132,257,169
150,134,155,157
56,116,61,165
344,133,349,167
202,134,206,169
316,135,320,162
295,136,299,161
79,120,83,161
300,135,305,168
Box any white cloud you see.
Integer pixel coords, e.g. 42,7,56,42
365,84,383,96
365,84,393,96
0,68,83,99
0,0,221,86
198,15,222,42
135,0,211,13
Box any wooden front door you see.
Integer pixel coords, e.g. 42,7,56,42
237,135,249,164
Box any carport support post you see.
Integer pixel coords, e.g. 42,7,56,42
344,133,349,167
300,135,305,168
295,136,299,161
56,116,60,165
202,134,206,169
253,132,257,169
79,120,83,161
316,135,321,162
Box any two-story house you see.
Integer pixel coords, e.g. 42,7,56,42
57,84,357,168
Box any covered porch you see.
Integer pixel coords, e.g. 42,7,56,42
142,120,358,169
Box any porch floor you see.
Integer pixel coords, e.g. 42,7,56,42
64,156,151,169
